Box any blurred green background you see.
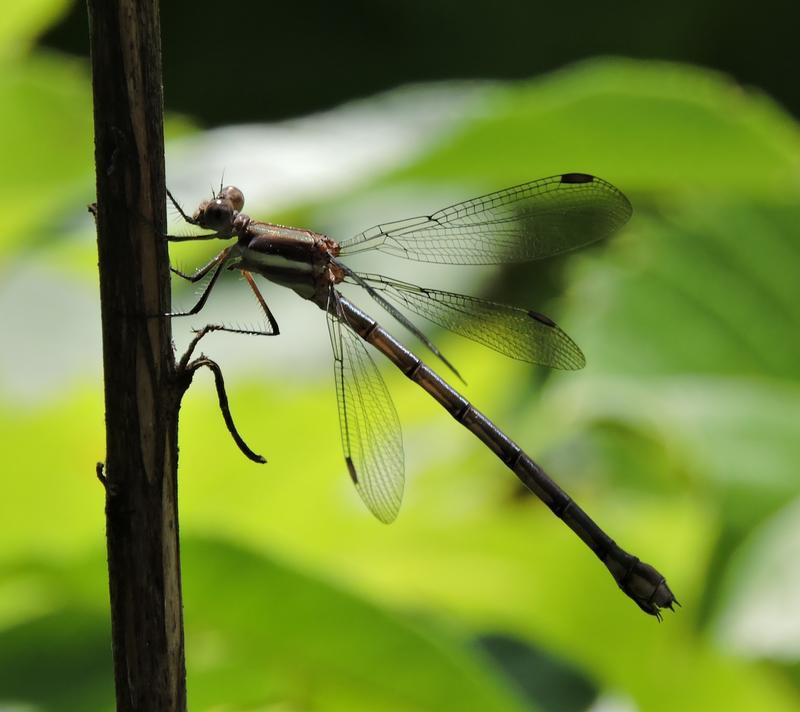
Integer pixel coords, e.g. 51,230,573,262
2,1,800,710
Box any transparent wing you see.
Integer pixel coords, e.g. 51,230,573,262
355,274,585,370
327,292,404,523
339,173,632,264
335,260,464,382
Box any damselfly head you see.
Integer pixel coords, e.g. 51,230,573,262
194,197,235,232
192,186,245,231
217,185,245,212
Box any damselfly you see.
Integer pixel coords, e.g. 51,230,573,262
166,173,677,618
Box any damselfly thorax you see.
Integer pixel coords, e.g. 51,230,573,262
186,185,345,305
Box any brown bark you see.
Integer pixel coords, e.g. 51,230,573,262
86,0,186,709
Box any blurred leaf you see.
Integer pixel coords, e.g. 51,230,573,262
0,48,195,270
0,541,528,712
0,0,70,59
538,195,800,607
184,538,528,711
0,51,94,248
384,58,800,199
713,496,800,661
476,634,597,712
0,607,112,711
538,376,800,522
0,557,112,711
165,377,800,711
566,201,800,380
0,390,105,563
3,53,800,712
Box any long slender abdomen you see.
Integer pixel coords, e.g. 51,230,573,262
336,294,676,618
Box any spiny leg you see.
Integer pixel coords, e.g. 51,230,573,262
188,273,280,336
166,187,196,226
171,271,280,337
171,249,231,283
165,232,224,243
167,247,231,318
164,186,223,241
242,271,280,335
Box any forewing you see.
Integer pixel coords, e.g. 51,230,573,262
339,173,632,265
327,301,404,523
359,275,585,369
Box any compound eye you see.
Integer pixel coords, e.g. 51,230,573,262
218,185,244,212
201,198,234,231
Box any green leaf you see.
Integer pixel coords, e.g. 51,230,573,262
0,542,528,712
3,56,800,712
566,201,800,380
184,538,528,711
384,58,800,199
713,496,800,660
0,51,95,251
0,0,70,60
0,49,198,267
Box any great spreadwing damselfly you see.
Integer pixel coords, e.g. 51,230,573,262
165,173,677,619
